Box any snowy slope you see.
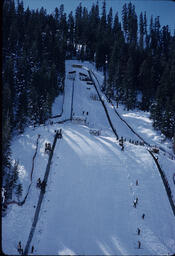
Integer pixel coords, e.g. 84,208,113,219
52,93,64,117
2,60,175,255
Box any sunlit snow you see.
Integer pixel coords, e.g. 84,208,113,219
2,60,175,255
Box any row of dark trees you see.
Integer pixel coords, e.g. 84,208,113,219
2,0,175,205
2,0,66,204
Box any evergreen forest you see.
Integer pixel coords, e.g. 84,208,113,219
2,0,175,202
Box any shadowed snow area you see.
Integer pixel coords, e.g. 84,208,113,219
2,60,175,255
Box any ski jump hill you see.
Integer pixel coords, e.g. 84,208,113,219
2,60,175,255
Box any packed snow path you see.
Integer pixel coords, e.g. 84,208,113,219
2,60,175,255
88,70,119,140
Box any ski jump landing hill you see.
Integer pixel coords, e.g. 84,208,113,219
2,60,175,256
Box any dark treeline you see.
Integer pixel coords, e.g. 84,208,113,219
2,0,175,207
2,0,66,205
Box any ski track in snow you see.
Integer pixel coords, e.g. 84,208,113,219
2,60,175,255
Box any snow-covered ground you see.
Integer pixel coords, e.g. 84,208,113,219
52,93,64,117
2,60,175,255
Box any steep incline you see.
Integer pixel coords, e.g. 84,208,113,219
32,124,175,255
31,61,175,255
2,60,175,256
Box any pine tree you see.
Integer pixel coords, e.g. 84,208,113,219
143,12,147,35
139,12,144,49
87,2,99,60
122,3,128,40
107,7,113,37
67,11,75,58
113,12,124,42
138,57,153,110
101,0,106,30
122,56,136,109
16,91,28,133
161,102,174,138
75,3,83,45
4,160,19,201
160,25,171,58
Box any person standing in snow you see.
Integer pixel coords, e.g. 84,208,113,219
138,240,141,249
17,241,23,254
31,246,34,253
136,180,138,186
41,180,46,193
137,228,140,235
142,213,145,219
37,178,41,188
17,241,21,251
45,143,48,153
133,198,138,208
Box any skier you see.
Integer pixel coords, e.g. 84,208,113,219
142,213,145,219
18,241,21,249
45,143,48,153
47,143,51,151
137,228,140,235
41,180,46,193
60,129,62,138
37,178,41,188
133,198,138,207
17,241,23,254
86,111,88,115
138,240,141,249
31,245,34,253
136,180,138,186
56,129,62,139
